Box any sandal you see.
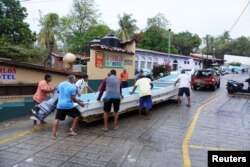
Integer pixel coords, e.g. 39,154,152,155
68,129,77,136
101,127,109,132
186,104,191,107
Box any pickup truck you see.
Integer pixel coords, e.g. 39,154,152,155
191,70,220,91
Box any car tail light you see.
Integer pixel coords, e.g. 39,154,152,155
211,78,215,82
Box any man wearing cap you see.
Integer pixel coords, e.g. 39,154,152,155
120,69,129,88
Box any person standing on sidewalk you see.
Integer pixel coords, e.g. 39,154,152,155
130,75,153,120
120,69,129,88
33,74,54,125
174,70,191,107
52,75,84,139
97,69,123,131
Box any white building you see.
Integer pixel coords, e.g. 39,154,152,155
135,48,203,71
224,54,250,67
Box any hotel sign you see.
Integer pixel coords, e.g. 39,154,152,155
0,67,16,80
104,52,124,68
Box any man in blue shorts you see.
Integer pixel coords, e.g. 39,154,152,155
130,75,153,120
174,70,191,107
51,75,84,139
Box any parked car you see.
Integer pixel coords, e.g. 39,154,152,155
191,70,220,91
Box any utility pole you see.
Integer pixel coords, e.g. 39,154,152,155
168,28,171,59
206,35,209,68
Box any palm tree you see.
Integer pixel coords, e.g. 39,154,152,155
117,13,138,41
38,12,59,67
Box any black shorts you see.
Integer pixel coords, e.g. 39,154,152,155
178,87,190,97
103,98,121,112
55,107,81,120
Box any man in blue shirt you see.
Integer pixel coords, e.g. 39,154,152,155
52,75,84,139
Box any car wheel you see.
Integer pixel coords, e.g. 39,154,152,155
211,85,216,91
217,82,220,88
193,85,197,90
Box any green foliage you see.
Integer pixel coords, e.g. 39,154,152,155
38,12,59,50
229,62,241,66
117,13,138,41
147,13,169,29
0,43,46,63
57,0,99,53
152,64,171,78
137,13,177,53
201,31,250,58
0,0,35,45
172,32,201,55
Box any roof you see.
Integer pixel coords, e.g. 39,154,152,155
91,44,134,55
190,53,225,61
0,58,86,77
136,48,192,59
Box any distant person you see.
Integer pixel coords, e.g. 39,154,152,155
130,74,153,120
97,69,123,131
75,75,95,96
32,74,54,126
174,70,191,107
52,75,84,139
135,69,143,81
120,69,129,88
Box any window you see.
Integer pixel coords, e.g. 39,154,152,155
140,61,145,69
147,62,152,69
135,61,138,69
195,62,197,65
187,61,189,64
184,61,186,64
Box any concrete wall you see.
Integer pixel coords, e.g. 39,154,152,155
0,64,81,86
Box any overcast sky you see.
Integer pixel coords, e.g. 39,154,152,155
21,0,250,39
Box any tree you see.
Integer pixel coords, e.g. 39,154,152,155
138,13,177,53
117,13,138,41
57,0,98,53
147,13,169,29
172,32,201,55
0,0,35,45
38,12,59,66
0,0,46,63
230,36,250,56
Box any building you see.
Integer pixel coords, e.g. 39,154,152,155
86,34,136,91
224,54,250,67
135,48,204,71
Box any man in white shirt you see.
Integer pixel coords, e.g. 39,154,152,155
75,75,95,96
130,75,153,120
174,70,191,107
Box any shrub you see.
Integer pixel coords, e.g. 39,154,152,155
152,64,171,78
229,62,241,66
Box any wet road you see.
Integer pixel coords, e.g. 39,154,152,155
0,73,250,167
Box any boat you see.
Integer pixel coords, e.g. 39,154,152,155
76,72,180,122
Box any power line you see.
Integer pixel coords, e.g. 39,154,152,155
229,0,250,32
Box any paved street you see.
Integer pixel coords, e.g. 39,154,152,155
1,73,250,167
